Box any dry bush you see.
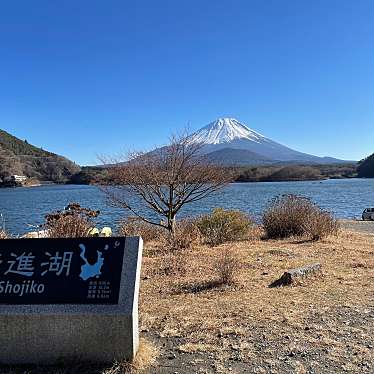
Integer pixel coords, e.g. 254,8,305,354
155,219,200,276
262,195,312,239
247,224,263,241
119,217,161,243
0,230,8,239
46,215,93,238
103,338,159,374
160,218,201,251
213,249,240,285
196,208,253,246
158,252,188,276
263,194,338,240
44,203,99,238
302,210,340,241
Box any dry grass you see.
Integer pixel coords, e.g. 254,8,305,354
103,339,159,374
213,248,240,285
160,218,201,252
139,227,374,372
119,218,162,244
158,252,188,276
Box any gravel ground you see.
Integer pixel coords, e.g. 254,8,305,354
340,220,374,235
146,304,374,373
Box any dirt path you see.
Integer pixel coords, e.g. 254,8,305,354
340,219,374,235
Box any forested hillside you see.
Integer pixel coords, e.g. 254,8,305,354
0,129,80,182
357,153,374,178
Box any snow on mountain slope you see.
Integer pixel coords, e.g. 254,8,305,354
190,118,344,164
189,118,266,144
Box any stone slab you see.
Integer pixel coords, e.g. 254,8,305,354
269,263,321,288
0,236,143,364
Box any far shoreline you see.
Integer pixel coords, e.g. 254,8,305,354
0,176,369,190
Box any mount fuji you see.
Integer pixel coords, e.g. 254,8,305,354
189,118,344,166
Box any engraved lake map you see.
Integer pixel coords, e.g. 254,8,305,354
0,237,126,304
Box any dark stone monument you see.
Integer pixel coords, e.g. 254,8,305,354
0,236,143,364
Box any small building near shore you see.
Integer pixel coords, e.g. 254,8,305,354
4,175,27,183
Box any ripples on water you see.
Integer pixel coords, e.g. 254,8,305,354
0,178,373,235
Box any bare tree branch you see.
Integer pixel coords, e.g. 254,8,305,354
100,132,233,233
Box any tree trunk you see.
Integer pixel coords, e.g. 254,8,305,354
167,185,176,234
168,215,176,235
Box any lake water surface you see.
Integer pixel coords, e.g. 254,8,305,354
0,179,373,235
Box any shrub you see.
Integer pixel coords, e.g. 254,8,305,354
247,224,263,241
263,194,338,240
153,219,200,275
196,208,253,246
46,215,93,238
263,195,312,239
161,218,201,251
302,210,339,241
44,203,99,238
213,249,239,285
118,217,161,243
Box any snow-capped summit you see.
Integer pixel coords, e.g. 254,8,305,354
189,118,265,145
189,117,345,165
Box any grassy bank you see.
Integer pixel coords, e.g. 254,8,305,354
139,227,373,373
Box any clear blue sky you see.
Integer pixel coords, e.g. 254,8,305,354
1,0,373,165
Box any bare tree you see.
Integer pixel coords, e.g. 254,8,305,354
101,134,233,234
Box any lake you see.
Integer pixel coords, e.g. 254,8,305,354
0,178,373,235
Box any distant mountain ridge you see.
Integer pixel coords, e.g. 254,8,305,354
0,129,80,182
190,118,347,166
203,148,274,166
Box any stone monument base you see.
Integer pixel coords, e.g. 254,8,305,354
0,311,137,364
